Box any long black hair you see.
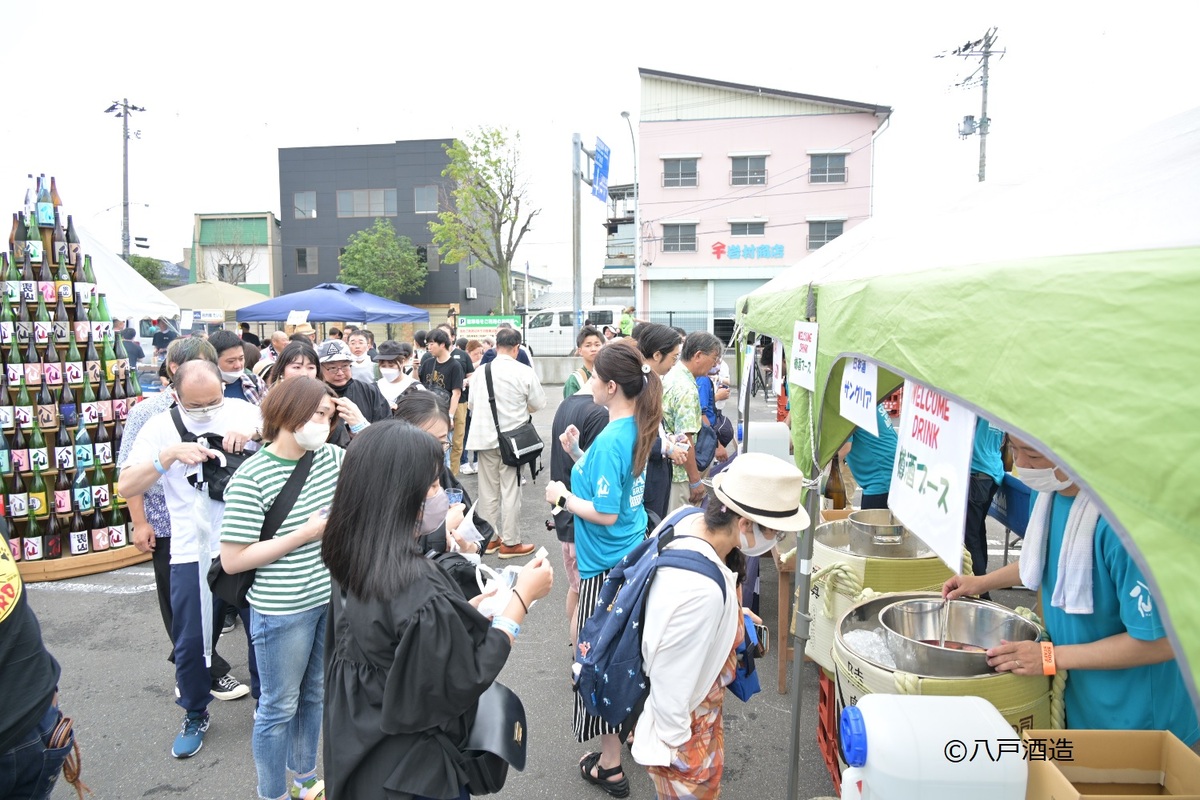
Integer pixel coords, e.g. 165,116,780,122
393,389,451,429
592,341,662,475
322,420,444,600
635,323,682,363
267,340,318,386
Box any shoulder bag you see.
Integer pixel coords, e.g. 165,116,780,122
207,450,315,609
483,364,544,481
431,681,527,795
169,406,253,502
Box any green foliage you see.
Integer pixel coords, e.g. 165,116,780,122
429,126,540,314
337,218,426,301
125,254,164,286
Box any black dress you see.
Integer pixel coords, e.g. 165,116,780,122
324,562,512,799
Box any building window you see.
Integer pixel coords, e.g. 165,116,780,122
731,221,765,236
414,185,438,214
662,158,698,188
336,189,398,218
293,191,317,219
808,220,844,250
731,156,767,186
662,224,697,252
295,247,318,274
810,153,847,183
218,262,247,283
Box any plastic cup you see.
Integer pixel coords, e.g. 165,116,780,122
446,488,464,506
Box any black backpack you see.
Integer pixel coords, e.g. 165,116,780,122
169,406,251,502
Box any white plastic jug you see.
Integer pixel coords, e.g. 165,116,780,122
838,694,1026,800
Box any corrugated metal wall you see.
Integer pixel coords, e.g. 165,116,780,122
641,77,857,121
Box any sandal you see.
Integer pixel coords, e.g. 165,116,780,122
291,779,325,800
579,751,630,798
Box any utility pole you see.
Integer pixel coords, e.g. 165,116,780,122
104,98,146,259
620,111,640,318
942,29,1002,181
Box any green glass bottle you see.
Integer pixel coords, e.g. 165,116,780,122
65,215,81,271
42,331,61,389
27,418,48,474
22,510,43,560
73,419,94,480
13,377,32,432
5,335,22,389
4,248,20,307
9,468,29,520
92,464,111,510
51,293,69,345
103,332,118,384
55,252,72,306
0,371,11,433
80,373,99,430
27,463,48,518
14,292,31,349
64,330,83,387
0,287,13,350
84,332,102,386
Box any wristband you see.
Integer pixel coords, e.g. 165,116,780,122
689,480,704,489
153,453,168,475
349,421,369,434
1040,642,1056,675
492,616,520,639
513,589,529,614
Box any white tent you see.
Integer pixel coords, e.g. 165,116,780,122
77,225,179,323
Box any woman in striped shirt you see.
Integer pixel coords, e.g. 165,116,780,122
219,377,343,800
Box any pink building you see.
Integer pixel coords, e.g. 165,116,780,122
636,68,891,334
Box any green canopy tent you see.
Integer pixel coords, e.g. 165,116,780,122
738,108,1200,794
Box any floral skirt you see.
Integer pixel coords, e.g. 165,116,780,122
646,647,738,800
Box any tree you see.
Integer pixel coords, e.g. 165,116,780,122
205,219,258,284
429,127,540,314
337,218,427,301
125,254,164,286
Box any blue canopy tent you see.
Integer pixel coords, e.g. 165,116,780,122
235,283,430,324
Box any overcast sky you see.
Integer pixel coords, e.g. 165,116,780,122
3,0,1197,289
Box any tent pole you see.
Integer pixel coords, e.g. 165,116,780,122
785,479,822,799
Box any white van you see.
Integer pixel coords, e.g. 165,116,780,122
524,306,625,356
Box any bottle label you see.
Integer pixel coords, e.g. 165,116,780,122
106,361,119,383
75,444,94,472
64,361,84,385
0,404,13,430
5,363,20,386
73,485,93,513
92,321,112,343
9,492,28,517
37,404,57,430
15,321,31,347
56,281,72,303
55,445,75,471
20,281,36,302
15,405,33,431
54,489,71,515
74,283,93,308
73,320,89,343
92,484,111,510
81,402,100,427
36,202,54,228
51,319,69,342
24,362,42,388
90,528,109,552
69,530,89,555
33,320,50,345
29,448,49,472
4,282,17,304
28,491,47,516
98,400,113,423
22,536,43,561
95,442,112,465
59,402,78,430
108,524,126,549
68,244,80,269
0,321,12,346
24,240,43,264
42,362,62,387
38,282,55,303
44,533,61,559
86,360,102,385
12,448,28,473
113,398,128,421
54,243,68,265
7,536,20,561
0,450,8,475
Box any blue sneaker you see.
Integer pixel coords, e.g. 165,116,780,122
171,711,210,758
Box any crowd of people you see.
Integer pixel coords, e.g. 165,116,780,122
3,314,1196,800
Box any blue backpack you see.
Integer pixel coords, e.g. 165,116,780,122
574,507,727,730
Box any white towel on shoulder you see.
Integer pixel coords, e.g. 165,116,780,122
1018,491,1101,614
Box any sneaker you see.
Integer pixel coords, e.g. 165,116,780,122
221,608,238,635
211,674,250,701
459,462,476,475
171,711,210,758
498,542,535,559
484,540,502,556
290,777,326,799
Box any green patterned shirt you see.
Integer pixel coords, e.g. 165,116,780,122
662,362,701,483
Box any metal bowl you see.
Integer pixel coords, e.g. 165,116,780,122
879,598,1041,677
840,510,931,559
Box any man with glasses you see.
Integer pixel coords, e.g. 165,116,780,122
317,340,391,448
118,361,263,760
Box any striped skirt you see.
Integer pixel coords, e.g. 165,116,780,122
573,572,621,743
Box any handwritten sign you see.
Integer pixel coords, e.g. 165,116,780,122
839,358,880,435
888,379,975,574
285,310,309,326
179,311,193,332
788,321,819,392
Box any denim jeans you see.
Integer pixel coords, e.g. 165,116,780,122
0,703,71,800
170,562,260,714
250,605,327,800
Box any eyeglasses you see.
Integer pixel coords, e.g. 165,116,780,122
439,437,452,452
322,363,352,374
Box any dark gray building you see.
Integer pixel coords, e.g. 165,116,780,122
277,139,501,313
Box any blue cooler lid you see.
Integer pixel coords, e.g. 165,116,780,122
840,705,867,767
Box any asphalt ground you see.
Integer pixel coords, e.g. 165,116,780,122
30,386,1029,799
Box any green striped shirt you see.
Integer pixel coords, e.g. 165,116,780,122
220,444,343,614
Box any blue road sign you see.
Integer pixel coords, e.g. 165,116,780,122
591,137,611,202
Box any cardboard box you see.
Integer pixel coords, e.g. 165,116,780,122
1022,729,1200,799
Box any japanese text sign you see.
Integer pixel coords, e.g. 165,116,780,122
839,358,879,435
888,380,975,573
788,321,819,392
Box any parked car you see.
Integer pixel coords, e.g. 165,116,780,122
523,305,625,356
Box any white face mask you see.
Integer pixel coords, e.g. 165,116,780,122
739,521,782,557
177,396,223,423
420,488,449,535
294,420,330,451
380,368,401,381
219,369,243,384
1019,465,1073,493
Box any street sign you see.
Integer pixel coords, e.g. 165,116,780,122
591,137,611,202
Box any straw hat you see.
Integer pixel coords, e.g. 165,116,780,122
292,322,316,336
709,452,810,531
